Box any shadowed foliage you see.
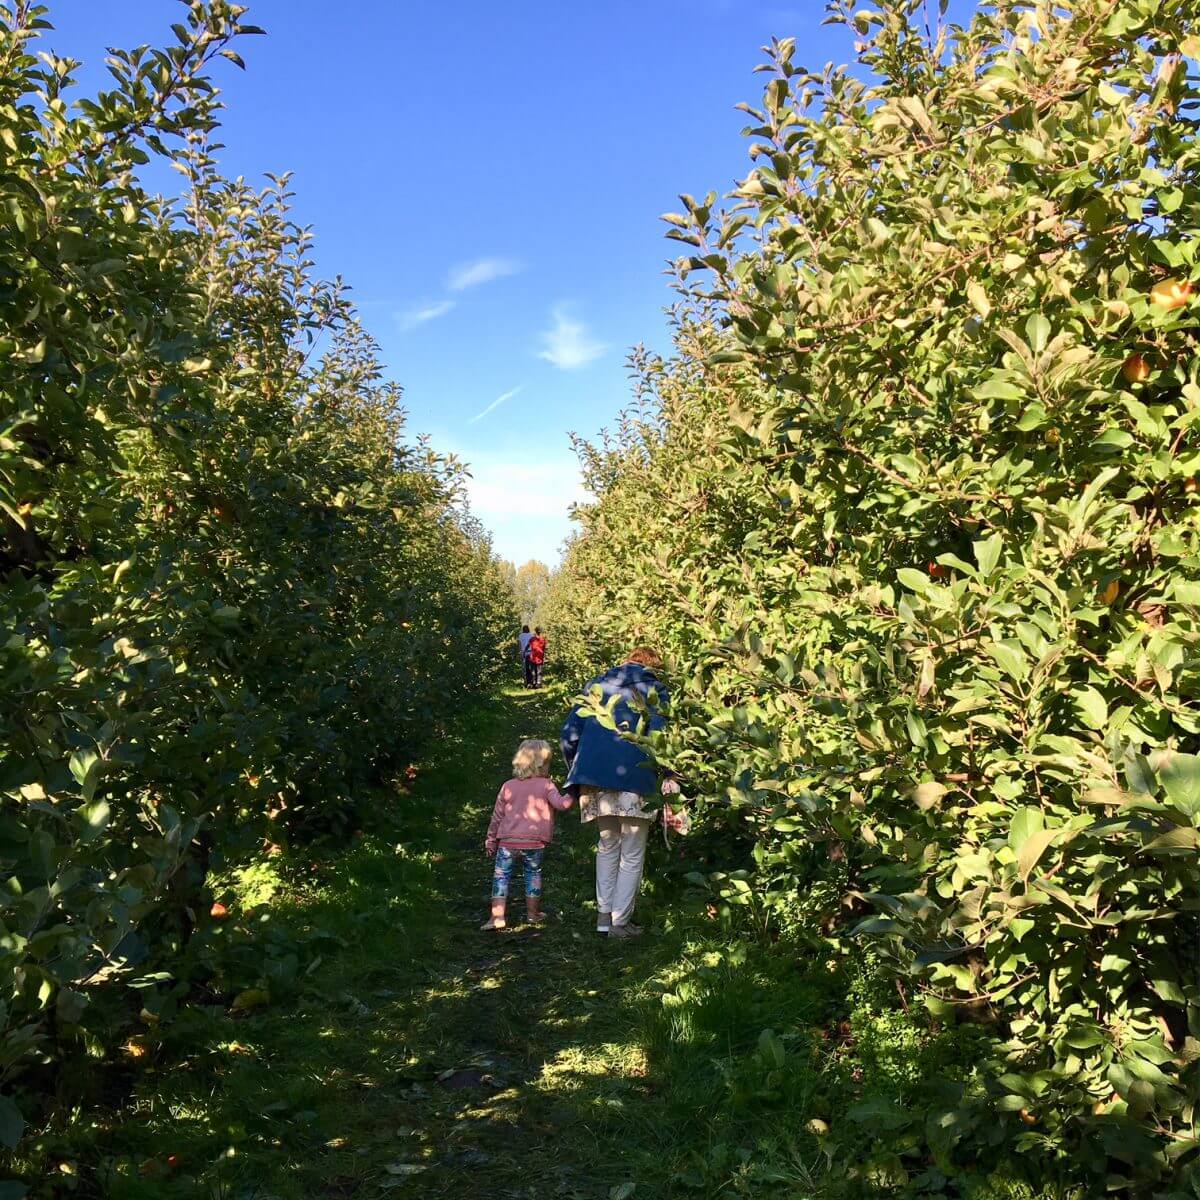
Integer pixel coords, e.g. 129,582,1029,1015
0,0,513,1152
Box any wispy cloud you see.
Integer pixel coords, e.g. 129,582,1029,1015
432,434,590,565
464,450,589,563
447,257,522,292
465,453,589,520
537,304,607,370
469,385,524,425
398,299,455,330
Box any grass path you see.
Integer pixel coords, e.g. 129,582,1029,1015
39,686,878,1200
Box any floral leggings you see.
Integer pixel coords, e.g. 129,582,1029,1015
492,846,544,899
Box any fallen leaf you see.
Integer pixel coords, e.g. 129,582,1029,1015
230,988,269,1012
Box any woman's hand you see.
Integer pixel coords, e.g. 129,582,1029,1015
661,778,681,796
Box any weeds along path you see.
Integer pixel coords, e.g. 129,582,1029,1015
56,684,845,1200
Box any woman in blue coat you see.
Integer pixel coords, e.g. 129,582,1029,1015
560,647,680,938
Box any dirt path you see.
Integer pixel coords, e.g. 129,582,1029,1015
32,687,1055,1200
78,685,771,1200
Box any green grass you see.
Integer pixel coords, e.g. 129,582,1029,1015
19,687,1068,1200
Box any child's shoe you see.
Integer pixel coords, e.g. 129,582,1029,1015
480,918,506,931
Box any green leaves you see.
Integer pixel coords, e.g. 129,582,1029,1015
1016,828,1059,883
987,640,1029,682
973,534,1003,579
0,1096,23,1150
68,749,101,802
848,1096,912,1131
1008,807,1044,854
75,799,112,844
967,279,991,319
1151,751,1200,818
1025,314,1051,356
0,0,518,1133
544,0,1200,1186
1073,687,1108,731
1143,826,1200,855
895,567,931,594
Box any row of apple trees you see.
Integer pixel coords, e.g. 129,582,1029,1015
544,0,1198,1193
0,1,514,1145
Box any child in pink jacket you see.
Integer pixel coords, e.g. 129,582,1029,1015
482,739,573,930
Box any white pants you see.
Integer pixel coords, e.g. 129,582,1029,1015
595,816,650,927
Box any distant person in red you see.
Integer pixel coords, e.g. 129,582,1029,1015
527,628,547,688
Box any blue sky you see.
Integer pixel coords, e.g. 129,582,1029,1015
49,1,950,565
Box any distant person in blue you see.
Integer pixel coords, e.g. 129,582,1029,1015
518,624,534,688
560,647,680,939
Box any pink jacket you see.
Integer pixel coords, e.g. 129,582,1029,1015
485,777,573,852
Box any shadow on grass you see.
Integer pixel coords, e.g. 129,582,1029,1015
21,687,1026,1200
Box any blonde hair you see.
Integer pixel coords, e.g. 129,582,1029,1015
512,739,553,780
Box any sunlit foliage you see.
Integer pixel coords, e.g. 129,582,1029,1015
546,0,1200,1189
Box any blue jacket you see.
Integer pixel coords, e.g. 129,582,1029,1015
560,662,669,798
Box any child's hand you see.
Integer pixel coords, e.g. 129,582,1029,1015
661,778,681,796
485,841,496,858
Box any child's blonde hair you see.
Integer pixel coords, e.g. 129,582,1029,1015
512,739,553,780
